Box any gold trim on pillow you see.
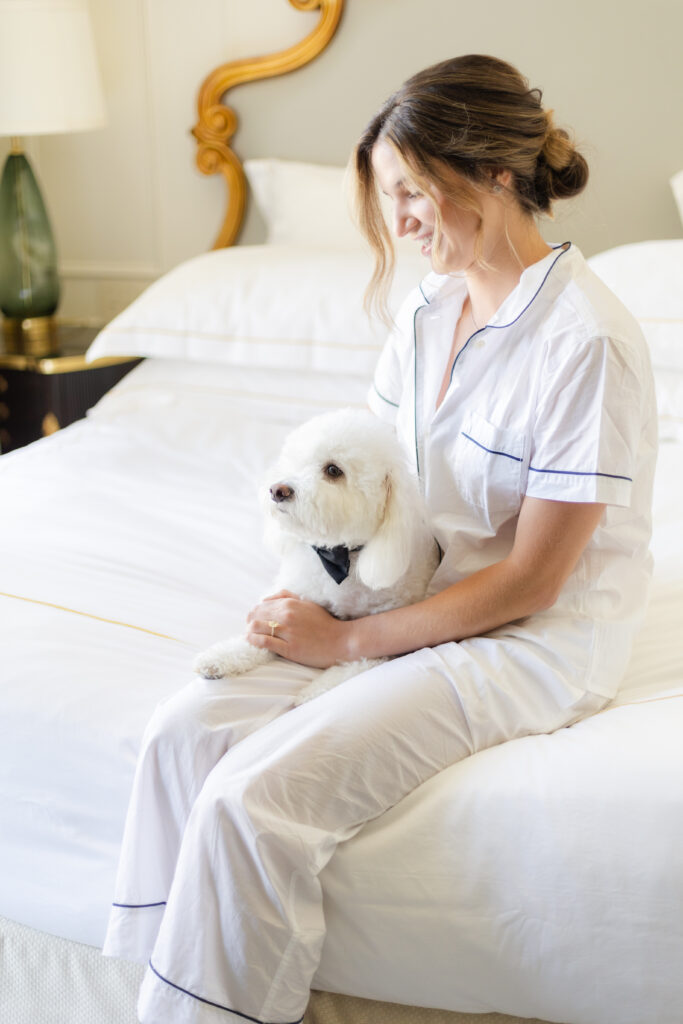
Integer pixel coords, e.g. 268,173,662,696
192,0,345,249
102,323,380,352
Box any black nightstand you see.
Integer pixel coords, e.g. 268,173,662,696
0,324,141,454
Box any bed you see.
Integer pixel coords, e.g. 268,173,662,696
2,8,683,1024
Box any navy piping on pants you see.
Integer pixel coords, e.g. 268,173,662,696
148,961,305,1024
112,901,167,909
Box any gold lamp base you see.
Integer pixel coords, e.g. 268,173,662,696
2,316,59,358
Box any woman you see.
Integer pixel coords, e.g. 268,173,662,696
104,56,657,1024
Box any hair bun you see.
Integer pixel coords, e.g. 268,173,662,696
534,117,589,210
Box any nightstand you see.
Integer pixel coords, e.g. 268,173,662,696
0,324,141,454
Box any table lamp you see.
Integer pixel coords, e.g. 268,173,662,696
0,0,106,357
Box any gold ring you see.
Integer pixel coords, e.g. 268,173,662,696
268,620,280,637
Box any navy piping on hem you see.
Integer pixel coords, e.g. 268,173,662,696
112,901,167,909
148,961,304,1024
528,466,632,482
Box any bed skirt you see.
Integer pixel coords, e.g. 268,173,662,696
0,914,552,1024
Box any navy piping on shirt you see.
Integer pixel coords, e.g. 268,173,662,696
412,280,432,476
148,961,304,1024
461,432,523,462
448,242,571,389
372,279,433,417
383,244,572,478
372,384,399,408
462,433,632,482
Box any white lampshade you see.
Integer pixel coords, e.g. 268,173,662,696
0,0,106,137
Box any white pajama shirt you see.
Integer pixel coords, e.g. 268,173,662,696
369,242,657,699
104,243,657,1024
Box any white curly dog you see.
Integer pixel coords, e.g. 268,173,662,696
194,407,439,703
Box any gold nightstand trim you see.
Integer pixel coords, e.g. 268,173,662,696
0,352,139,374
42,412,60,435
37,354,138,374
0,591,193,647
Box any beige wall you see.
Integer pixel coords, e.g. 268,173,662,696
9,0,683,325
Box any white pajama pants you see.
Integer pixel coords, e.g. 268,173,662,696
103,637,605,1024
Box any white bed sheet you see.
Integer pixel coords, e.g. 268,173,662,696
1,360,682,1024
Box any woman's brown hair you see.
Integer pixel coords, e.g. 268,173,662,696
353,54,588,318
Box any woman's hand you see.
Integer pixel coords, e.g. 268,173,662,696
245,591,352,668
245,497,606,668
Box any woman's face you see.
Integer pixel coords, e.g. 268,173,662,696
371,139,483,275
370,142,489,276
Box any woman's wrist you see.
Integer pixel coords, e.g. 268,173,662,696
340,617,364,664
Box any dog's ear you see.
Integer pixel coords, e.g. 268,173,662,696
356,470,418,590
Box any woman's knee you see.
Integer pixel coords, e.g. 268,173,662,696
140,679,212,756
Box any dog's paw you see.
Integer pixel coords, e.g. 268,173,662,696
193,650,229,679
194,638,274,680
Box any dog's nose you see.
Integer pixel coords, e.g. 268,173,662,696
270,482,294,503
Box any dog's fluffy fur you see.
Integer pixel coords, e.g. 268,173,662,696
194,408,439,703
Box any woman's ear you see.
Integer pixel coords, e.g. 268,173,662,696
356,472,416,590
490,167,513,193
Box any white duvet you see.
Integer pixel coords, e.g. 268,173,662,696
1,358,682,1024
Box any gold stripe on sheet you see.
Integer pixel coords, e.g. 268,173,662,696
0,591,193,647
5,591,680,710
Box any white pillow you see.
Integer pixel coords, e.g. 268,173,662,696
588,240,683,371
244,158,361,249
243,157,422,262
86,244,426,377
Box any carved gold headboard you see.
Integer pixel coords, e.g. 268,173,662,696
192,0,345,250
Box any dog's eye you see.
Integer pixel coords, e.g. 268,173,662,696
323,463,344,480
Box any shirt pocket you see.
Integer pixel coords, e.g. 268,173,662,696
453,411,525,519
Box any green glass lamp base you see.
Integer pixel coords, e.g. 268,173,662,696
0,151,60,354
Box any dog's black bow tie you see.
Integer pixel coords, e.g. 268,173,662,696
312,545,360,585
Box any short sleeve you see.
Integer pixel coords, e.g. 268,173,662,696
367,330,403,424
526,334,646,507
366,283,425,424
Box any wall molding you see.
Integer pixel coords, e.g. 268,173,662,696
60,260,162,281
